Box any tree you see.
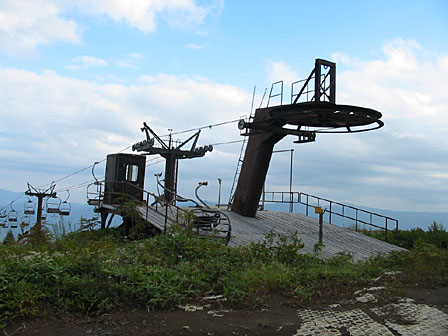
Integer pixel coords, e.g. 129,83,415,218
3,230,15,244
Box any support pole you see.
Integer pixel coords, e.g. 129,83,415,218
315,206,325,244
25,183,57,233
231,108,285,217
289,149,294,213
217,178,222,208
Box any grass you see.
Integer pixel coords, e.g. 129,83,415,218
1,224,447,328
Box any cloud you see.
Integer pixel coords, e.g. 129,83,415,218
257,40,448,211
269,39,448,211
266,60,299,86
114,52,144,69
0,67,250,198
0,0,218,57
0,0,81,57
67,56,108,70
1,38,447,212
71,0,210,33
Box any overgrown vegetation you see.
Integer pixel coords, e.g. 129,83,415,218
1,222,447,328
364,221,448,250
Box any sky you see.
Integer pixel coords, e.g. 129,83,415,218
0,0,447,214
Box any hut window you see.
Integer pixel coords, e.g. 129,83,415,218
125,164,139,182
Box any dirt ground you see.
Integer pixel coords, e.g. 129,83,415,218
3,284,448,336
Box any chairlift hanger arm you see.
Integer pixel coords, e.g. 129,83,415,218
155,173,200,206
142,122,169,150
63,190,70,203
25,182,56,198
195,182,210,209
175,130,201,151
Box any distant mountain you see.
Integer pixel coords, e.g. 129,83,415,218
348,206,448,231
0,188,23,207
2,187,447,240
0,188,97,224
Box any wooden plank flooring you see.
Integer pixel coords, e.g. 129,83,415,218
224,210,406,261
132,205,406,261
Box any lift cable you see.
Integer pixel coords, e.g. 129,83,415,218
159,119,240,139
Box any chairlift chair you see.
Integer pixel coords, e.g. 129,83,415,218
0,212,6,228
59,201,71,216
8,210,18,228
59,190,71,216
46,197,61,214
24,199,35,215
21,215,31,231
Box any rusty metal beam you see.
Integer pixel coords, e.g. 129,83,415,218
231,109,285,217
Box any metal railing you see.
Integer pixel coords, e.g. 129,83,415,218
88,180,193,231
262,191,399,240
86,180,231,243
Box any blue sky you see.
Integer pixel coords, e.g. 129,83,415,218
0,0,447,213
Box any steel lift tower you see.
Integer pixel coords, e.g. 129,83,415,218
132,122,213,204
232,59,384,217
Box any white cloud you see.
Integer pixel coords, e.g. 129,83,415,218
0,67,250,197
0,0,81,57
266,60,299,86
282,39,448,211
72,56,108,67
0,0,217,56
71,0,209,33
114,52,144,69
1,39,447,212
67,56,108,70
336,39,448,137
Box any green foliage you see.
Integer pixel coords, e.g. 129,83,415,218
116,195,147,238
79,216,100,231
365,221,448,250
1,226,447,327
17,222,52,245
3,230,15,244
246,231,304,264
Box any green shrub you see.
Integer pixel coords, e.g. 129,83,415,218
364,221,448,250
3,230,15,245
1,225,447,327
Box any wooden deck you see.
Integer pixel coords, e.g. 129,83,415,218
113,203,406,261
224,210,406,261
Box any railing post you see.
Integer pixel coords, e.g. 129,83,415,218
306,195,309,216
164,204,168,233
385,219,388,242
289,191,294,213
329,202,332,224
145,192,149,223
355,210,358,231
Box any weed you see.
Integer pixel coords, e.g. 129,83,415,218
1,223,447,327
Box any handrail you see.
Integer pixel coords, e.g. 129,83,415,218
87,180,192,230
262,191,399,241
86,180,231,243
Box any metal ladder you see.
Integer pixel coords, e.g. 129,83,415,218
227,86,259,209
227,135,249,208
227,82,285,209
